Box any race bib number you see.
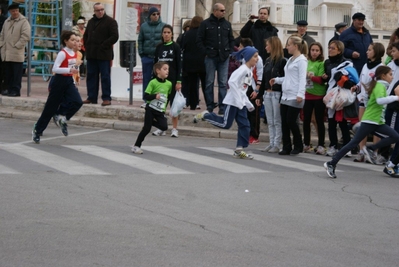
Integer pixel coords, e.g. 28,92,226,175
306,78,313,89
149,93,167,112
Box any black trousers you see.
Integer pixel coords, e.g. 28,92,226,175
35,75,83,134
4,61,23,95
280,103,302,151
134,105,168,147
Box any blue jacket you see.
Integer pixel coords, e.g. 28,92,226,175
339,25,372,74
138,16,165,58
196,14,234,62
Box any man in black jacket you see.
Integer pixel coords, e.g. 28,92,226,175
329,22,347,44
83,3,119,106
240,7,278,62
196,3,234,114
0,5,7,93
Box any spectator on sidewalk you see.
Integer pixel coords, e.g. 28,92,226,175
0,5,7,92
83,2,118,106
339,12,373,75
329,22,347,44
240,7,278,62
72,19,86,77
0,3,30,97
196,3,234,114
296,20,315,46
138,6,165,108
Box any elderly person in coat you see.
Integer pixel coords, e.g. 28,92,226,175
83,2,119,106
0,3,31,97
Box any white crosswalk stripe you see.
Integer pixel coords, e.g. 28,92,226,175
0,144,110,175
64,145,193,175
297,153,383,171
144,146,269,173
200,147,325,172
0,163,21,174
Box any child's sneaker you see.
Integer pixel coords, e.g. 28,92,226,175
53,114,60,127
193,110,209,123
303,145,312,153
249,136,259,144
152,129,166,136
324,161,337,178
32,124,40,144
171,128,179,138
268,146,280,153
233,149,254,159
363,146,377,164
315,146,326,155
326,146,337,156
131,146,143,154
261,144,273,152
58,116,68,136
353,153,364,162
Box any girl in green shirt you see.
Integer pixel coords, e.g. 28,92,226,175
324,66,399,178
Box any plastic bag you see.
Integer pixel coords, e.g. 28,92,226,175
169,91,186,117
335,88,356,110
323,86,338,109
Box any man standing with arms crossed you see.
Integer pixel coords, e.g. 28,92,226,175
83,2,119,106
197,3,234,115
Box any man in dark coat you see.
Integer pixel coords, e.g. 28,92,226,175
329,22,347,44
240,7,278,62
196,3,234,114
296,20,315,46
83,3,119,106
0,5,7,92
339,12,372,74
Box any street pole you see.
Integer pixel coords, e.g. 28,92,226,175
62,0,73,31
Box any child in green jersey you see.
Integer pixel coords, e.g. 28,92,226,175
324,65,399,178
131,62,172,154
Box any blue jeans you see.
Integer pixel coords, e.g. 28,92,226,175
141,56,154,100
204,57,228,112
86,59,111,102
263,91,282,147
204,105,250,148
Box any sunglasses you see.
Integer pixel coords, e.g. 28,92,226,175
219,9,225,12
151,12,160,16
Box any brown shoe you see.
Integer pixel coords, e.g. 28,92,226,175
83,99,92,104
101,100,111,106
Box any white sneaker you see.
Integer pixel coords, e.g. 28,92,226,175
261,144,273,152
131,146,143,154
345,151,352,157
326,146,337,156
193,110,209,123
315,146,326,155
152,129,166,136
268,146,280,153
140,103,146,108
53,114,60,127
171,128,178,138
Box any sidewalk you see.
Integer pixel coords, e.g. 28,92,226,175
0,75,272,141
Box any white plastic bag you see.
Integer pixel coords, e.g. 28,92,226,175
335,88,356,110
323,86,338,109
169,91,186,117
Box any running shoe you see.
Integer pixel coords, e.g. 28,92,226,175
171,128,179,138
326,146,337,156
268,146,280,153
32,124,40,144
193,110,209,123
261,144,273,152
58,116,68,136
362,147,377,164
315,146,326,155
353,153,364,162
233,150,254,159
324,161,337,178
152,129,166,136
131,146,143,154
53,114,60,127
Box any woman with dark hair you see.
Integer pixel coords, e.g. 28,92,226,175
385,28,399,65
181,16,206,110
152,24,182,137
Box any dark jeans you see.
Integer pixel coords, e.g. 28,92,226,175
86,59,111,102
331,122,399,166
204,57,228,112
204,105,250,148
185,71,206,110
134,106,168,147
80,50,86,76
280,104,302,152
303,98,326,146
4,61,23,95
246,87,260,139
385,109,399,162
35,75,83,134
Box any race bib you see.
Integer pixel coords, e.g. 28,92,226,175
149,93,167,112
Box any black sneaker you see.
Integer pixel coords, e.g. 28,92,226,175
32,125,40,144
53,114,60,127
58,117,68,136
324,161,337,178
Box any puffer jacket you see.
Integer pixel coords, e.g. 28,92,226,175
196,14,234,62
138,15,165,58
0,14,30,62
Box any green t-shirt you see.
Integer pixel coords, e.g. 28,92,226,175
145,78,172,112
306,60,325,96
362,82,386,125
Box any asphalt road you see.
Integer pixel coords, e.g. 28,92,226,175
1,118,398,267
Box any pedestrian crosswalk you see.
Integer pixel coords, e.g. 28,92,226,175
0,143,384,176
